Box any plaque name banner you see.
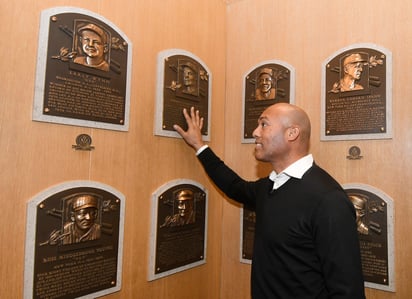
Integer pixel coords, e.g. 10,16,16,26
154,49,211,140
24,181,126,299
344,183,395,292
242,60,295,143
321,43,392,141
148,180,207,281
33,7,132,131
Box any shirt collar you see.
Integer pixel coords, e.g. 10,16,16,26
269,154,314,181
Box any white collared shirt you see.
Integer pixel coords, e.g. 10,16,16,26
269,154,314,190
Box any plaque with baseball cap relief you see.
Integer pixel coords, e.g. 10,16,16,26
148,179,208,281
32,7,132,131
154,49,211,141
321,43,392,141
343,183,395,292
24,181,125,299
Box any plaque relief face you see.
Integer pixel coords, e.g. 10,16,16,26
33,8,132,131
148,181,207,281
154,50,211,140
322,44,392,140
242,61,295,143
24,182,125,299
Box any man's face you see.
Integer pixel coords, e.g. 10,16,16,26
183,67,195,87
353,204,365,223
259,73,273,93
345,62,364,80
80,30,105,58
177,200,187,217
74,207,98,231
252,106,289,163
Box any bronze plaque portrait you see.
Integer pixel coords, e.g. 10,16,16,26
322,44,392,140
242,61,295,143
154,50,211,140
148,180,207,281
24,181,125,299
33,7,132,131
344,183,395,292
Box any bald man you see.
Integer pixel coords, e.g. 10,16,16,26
174,103,365,299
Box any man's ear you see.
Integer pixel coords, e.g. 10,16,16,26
287,126,300,141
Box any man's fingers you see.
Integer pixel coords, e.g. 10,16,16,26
173,124,184,135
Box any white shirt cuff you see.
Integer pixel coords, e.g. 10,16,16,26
196,145,209,156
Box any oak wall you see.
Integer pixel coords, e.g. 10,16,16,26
0,1,226,298
224,1,412,299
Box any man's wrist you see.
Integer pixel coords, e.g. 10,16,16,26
196,145,209,156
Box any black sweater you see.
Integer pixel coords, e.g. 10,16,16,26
198,147,365,299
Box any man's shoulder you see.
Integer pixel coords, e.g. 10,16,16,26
303,164,343,190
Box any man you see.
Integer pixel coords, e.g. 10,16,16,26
255,68,276,100
73,23,110,72
62,194,101,244
173,103,365,298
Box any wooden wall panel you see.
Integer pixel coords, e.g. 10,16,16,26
1,0,412,298
225,1,412,298
0,1,226,298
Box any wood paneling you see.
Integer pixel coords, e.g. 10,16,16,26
224,1,412,298
1,0,411,298
0,1,225,298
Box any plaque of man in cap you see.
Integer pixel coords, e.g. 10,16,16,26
180,62,198,96
330,53,367,93
62,193,101,244
255,68,276,101
160,189,196,227
349,194,369,235
73,23,110,72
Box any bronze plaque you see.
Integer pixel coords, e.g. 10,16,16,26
24,182,125,299
240,206,256,263
33,8,131,131
154,50,211,140
242,61,295,143
344,184,395,292
148,181,207,280
322,44,392,140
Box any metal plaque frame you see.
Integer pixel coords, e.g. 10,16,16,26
321,43,392,141
154,49,211,141
242,60,295,143
148,179,208,281
32,7,132,131
343,183,395,292
24,181,126,299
